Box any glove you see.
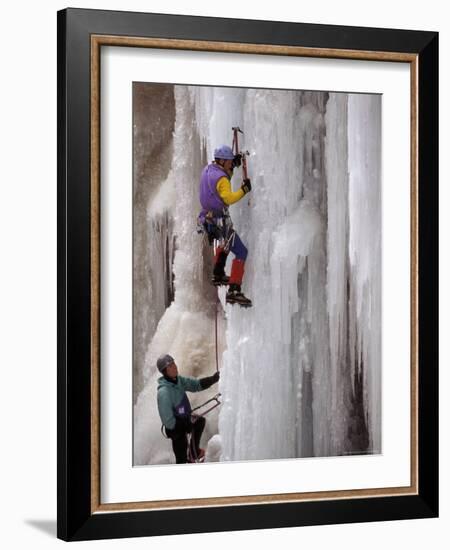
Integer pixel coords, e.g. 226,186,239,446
233,154,242,168
199,371,220,390
241,178,251,194
212,371,220,384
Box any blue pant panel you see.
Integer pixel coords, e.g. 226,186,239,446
229,231,248,261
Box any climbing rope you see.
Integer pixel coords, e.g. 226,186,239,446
213,240,222,374
215,290,219,373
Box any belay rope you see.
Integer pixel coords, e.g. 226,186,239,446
169,236,225,460
186,393,222,463
161,128,250,452
212,126,249,371
183,128,250,460
215,282,220,373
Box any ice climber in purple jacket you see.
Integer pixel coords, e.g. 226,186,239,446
198,145,252,307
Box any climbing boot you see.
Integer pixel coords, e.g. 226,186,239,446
188,448,205,463
226,284,252,308
197,448,205,462
212,273,229,286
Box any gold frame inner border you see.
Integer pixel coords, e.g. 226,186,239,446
90,34,419,514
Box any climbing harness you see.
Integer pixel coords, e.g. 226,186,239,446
160,393,222,440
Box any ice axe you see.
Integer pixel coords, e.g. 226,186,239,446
232,126,250,180
232,127,251,204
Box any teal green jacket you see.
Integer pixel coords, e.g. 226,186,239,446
157,375,203,430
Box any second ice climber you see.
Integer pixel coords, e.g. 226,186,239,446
198,144,252,307
156,354,220,464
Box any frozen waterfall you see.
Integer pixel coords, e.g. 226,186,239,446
133,83,381,465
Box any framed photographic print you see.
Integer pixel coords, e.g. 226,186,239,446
57,8,438,541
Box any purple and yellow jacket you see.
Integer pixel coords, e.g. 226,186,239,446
198,163,244,223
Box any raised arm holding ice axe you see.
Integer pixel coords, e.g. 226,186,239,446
197,127,252,307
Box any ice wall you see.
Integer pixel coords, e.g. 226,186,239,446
347,94,382,453
325,93,351,454
190,86,381,461
133,84,381,465
203,89,334,461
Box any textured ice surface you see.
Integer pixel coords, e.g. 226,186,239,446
133,85,381,465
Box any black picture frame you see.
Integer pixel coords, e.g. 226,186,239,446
57,7,438,542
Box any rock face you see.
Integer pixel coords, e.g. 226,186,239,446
133,83,175,401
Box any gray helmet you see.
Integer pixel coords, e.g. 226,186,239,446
156,354,175,373
214,145,234,160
